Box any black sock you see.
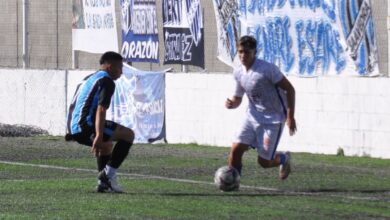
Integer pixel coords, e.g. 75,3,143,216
108,140,132,169
97,155,111,172
234,165,242,176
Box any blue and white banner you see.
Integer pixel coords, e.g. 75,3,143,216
120,0,159,63
72,0,118,53
107,63,166,143
163,0,205,68
213,0,379,76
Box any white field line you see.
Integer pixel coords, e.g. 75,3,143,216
0,160,278,191
0,160,387,201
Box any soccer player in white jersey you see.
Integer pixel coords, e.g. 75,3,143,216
225,35,297,180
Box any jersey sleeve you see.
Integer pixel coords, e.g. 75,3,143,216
98,77,115,109
233,70,245,97
268,64,285,84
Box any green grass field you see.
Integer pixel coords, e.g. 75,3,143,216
0,136,389,219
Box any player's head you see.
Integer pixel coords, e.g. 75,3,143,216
237,35,257,68
100,51,123,80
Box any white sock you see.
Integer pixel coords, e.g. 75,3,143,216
105,165,117,178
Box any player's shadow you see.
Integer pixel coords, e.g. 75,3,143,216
120,191,299,197
120,188,390,197
299,188,390,193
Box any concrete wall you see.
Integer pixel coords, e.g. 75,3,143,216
1,68,389,159
0,69,67,135
166,73,390,159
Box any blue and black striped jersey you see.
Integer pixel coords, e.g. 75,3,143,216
67,70,115,134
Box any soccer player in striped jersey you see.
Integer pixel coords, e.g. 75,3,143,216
66,51,134,193
225,36,297,180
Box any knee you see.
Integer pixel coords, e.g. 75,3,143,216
230,144,248,157
126,129,134,143
258,157,272,168
116,125,134,143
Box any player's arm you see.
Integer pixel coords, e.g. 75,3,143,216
91,105,108,156
276,77,297,135
227,72,244,109
95,105,107,140
92,78,115,155
225,96,242,109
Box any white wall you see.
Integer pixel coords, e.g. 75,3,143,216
278,76,390,158
0,69,389,158
0,69,66,135
165,73,248,146
166,73,390,159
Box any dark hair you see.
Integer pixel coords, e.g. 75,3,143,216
99,51,123,65
238,35,257,50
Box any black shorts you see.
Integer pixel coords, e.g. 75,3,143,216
71,120,118,146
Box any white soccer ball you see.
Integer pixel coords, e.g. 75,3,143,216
214,166,240,192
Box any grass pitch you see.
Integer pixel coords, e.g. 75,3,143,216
0,136,389,219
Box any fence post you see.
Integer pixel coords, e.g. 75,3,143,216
388,2,390,76
22,0,29,68
72,50,79,69
182,64,188,73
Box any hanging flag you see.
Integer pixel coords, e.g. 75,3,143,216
162,0,205,68
213,0,379,76
72,0,118,53
107,63,167,143
120,0,159,63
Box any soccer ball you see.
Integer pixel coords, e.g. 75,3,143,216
214,166,240,192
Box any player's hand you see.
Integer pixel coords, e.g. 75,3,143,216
287,118,297,136
91,135,104,156
225,98,235,109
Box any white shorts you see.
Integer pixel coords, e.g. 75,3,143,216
234,118,284,160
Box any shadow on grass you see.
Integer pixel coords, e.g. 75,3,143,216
89,189,390,198
296,188,390,193
90,191,294,197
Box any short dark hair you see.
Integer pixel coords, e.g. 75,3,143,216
99,51,123,65
238,35,257,50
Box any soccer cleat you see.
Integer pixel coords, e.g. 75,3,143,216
98,170,124,193
279,152,291,180
95,180,112,193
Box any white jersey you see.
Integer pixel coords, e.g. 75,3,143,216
233,59,287,124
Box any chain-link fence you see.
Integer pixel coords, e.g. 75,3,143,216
0,0,388,75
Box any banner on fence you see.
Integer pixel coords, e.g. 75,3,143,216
213,0,379,76
72,0,118,53
120,0,159,63
107,63,166,143
163,0,205,68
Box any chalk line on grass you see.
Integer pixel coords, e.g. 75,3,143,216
0,160,278,191
1,160,387,201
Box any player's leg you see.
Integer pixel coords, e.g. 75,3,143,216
258,151,291,180
107,123,134,169
70,130,114,192
70,131,113,172
229,143,250,175
95,143,113,193
255,123,291,179
96,142,113,171
229,118,256,175
97,120,133,173
98,122,134,193
257,153,288,168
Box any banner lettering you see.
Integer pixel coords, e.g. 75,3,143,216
121,0,159,63
163,0,205,68
213,0,379,76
